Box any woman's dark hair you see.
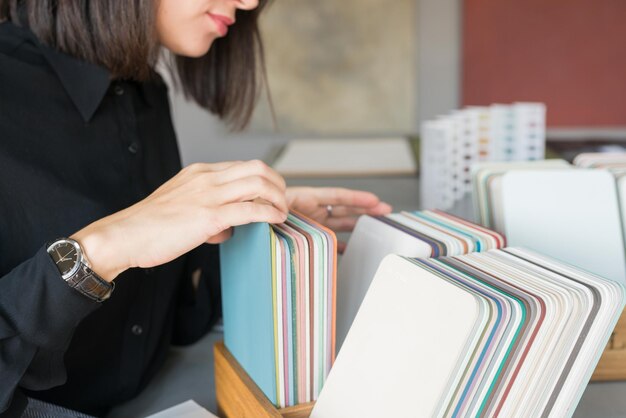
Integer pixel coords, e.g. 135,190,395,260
0,0,269,130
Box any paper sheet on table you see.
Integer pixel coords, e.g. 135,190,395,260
145,400,217,418
272,138,417,177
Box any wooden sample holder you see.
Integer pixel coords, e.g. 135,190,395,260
592,307,626,381
214,309,626,418
214,342,314,418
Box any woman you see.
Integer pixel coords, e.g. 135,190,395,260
0,0,392,417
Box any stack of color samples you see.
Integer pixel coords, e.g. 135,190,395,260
220,212,337,408
471,159,571,234
337,210,506,350
574,152,626,171
313,248,625,418
472,161,626,284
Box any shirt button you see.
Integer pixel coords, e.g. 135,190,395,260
114,85,124,96
128,142,139,154
131,325,143,336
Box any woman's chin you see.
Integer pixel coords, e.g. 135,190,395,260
167,38,216,58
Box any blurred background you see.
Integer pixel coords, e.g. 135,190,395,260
164,0,626,166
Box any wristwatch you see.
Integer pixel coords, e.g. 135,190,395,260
47,237,114,302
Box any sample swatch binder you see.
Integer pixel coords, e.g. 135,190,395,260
327,207,625,417
471,159,571,233
336,210,506,350
313,250,625,418
471,156,626,383
501,169,626,283
574,152,626,170
220,212,337,408
472,159,626,285
218,205,625,417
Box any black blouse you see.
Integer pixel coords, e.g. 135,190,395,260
0,22,221,417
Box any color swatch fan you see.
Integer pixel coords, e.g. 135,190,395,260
473,161,626,284
573,152,626,171
336,210,505,351
220,213,337,408
471,159,570,233
313,249,626,418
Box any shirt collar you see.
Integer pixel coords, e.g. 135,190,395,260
0,22,111,122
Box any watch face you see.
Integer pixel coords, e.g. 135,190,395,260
48,240,80,278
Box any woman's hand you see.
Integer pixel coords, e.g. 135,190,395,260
286,187,392,252
71,160,288,282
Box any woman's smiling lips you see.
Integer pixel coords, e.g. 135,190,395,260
207,13,235,36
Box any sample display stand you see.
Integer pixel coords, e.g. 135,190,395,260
214,313,626,418
214,342,314,418
593,308,626,381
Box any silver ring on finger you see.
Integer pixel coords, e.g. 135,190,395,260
326,204,334,218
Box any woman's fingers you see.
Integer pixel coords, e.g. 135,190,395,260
215,201,288,228
324,216,359,232
323,202,392,218
150,161,244,198
212,160,286,191
206,228,233,244
215,176,289,213
306,187,383,208
295,187,393,214
323,205,371,218
186,161,243,173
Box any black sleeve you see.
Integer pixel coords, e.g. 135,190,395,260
0,245,100,417
171,244,222,346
